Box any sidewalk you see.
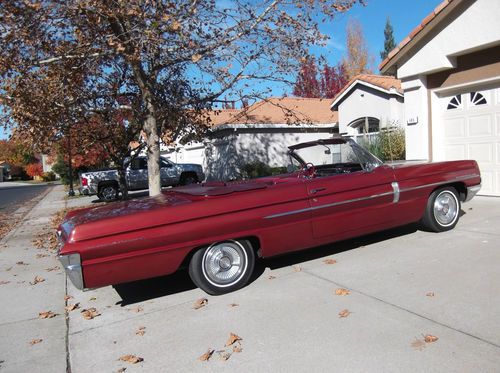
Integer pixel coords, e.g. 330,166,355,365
0,186,92,373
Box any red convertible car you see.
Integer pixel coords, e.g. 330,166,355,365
58,137,481,295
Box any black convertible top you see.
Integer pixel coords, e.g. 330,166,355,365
288,136,348,151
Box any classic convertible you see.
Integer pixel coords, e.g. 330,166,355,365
58,137,481,295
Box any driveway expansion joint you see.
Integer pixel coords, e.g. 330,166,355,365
302,269,500,350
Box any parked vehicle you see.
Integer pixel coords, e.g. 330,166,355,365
58,137,481,295
78,156,204,201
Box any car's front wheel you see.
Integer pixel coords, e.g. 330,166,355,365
189,239,255,295
421,186,461,232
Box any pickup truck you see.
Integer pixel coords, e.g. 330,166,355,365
79,156,204,201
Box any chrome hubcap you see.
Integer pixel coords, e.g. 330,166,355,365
433,191,458,226
202,241,247,287
102,187,117,200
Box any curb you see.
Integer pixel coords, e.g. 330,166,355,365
0,185,56,245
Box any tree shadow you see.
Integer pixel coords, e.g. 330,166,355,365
112,223,420,304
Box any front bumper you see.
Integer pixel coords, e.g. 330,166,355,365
58,253,85,290
465,184,481,202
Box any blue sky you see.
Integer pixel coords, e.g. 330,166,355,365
0,0,442,140
311,0,442,68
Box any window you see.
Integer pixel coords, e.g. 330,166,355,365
470,92,487,106
447,95,462,110
130,158,147,170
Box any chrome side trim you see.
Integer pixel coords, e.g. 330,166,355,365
465,184,481,202
391,182,400,203
264,190,393,219
263,173,480,220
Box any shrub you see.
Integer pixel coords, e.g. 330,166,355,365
41,171,56,182
379,127,405,161
239,161,287,179
25,163,43,178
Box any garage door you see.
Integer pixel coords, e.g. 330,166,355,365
441,87,500,196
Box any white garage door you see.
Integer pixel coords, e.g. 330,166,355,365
441,87,500,196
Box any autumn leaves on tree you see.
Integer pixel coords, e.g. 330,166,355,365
0,0,364,197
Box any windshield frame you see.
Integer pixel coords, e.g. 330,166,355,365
288,137,383,172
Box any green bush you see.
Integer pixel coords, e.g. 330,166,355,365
239,161,287,180
379,127,405,161
41,171,56,182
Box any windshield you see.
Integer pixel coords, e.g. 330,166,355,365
290,138,382,176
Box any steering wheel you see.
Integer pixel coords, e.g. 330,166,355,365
301,162,316,178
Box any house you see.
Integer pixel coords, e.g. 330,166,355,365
330,74,404,141
380,0,500,196
205,97,339,180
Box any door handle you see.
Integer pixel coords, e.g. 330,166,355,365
310,187,326,194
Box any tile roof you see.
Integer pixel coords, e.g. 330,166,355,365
379,0,456,71
330,74,402,107
209,97,338,126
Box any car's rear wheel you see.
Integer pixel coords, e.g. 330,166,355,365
188,239,255,295
98,184,119,201
421,186,460,232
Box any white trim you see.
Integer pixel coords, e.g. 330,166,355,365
330,80,404,109
210,123,338,132
433,76,500,96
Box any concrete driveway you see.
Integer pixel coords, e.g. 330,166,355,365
64,196,500,372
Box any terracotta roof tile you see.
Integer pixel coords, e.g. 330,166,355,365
331,74,402,108
379,0,456,71
209,97,338,126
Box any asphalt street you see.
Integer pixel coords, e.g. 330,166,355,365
0,183,52,214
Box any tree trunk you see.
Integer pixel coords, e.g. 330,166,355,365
144,112,161,196
117,164,129,200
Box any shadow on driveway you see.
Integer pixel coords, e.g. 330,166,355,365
112,223,421,305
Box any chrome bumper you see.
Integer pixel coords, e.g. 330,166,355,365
465,184,481,202
58,253,85,290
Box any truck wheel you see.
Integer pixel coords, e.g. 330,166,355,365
98,184,119,201
189,239,255,295
421,186,460,232
180,173,198,185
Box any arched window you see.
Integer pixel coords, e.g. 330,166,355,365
447,95,462,110
470,92,487,106
348,117,380,134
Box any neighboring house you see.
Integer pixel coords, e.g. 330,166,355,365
203,97,339,181
330,74,404,142
380,0,500,196
41,154,54,174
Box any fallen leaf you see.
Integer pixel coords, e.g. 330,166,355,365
29,339,43,345
232,344,243,353
193,298,208,310
81,308,100,320
5,266,12,271
65,303,80,312
16,261,29,265
115,368,126,373
293,265,302,272
229,303,239,308
89,297,97,301
219,351,231,361
64,295,73,301
198,349,214,361
38,311,57,319
424,335,439,343
0,280,10,285
129,305,143,313
225,333,242,347
335,288,350,296
29,276,45,285
136,327,146,336
36,253,49,259
338,309,351,318
411,338,426,351
268,275,276,280
119,355,144,364
323,259,337,265
45,266,60,272
426,292,435,297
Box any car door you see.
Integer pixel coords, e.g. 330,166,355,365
306,165,397,239
160,158,179,186
127,158,148,190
